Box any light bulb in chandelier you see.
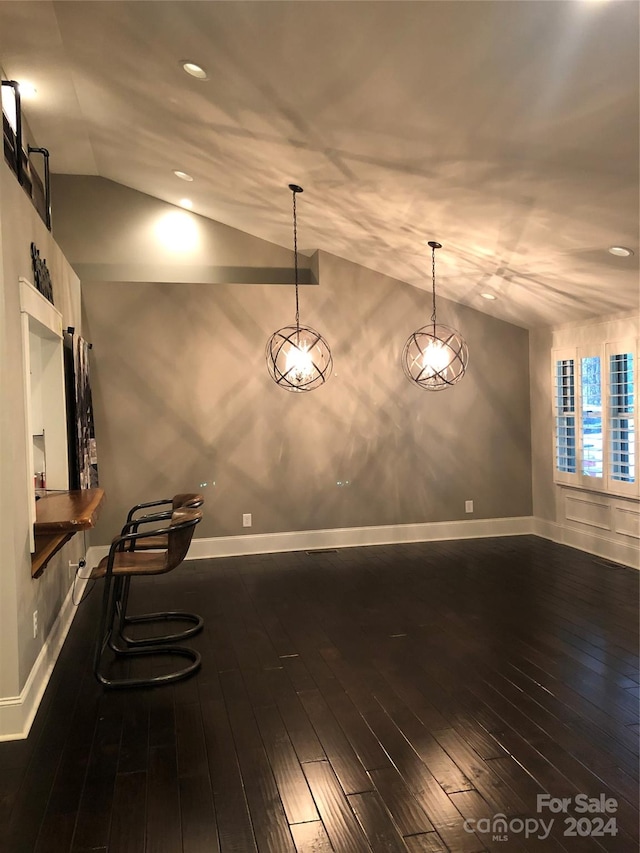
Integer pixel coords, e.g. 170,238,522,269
286,340,314,383
420,339,451,375
266,184,333,393
266,324,332,392
402,241,468,390
403,324,468,390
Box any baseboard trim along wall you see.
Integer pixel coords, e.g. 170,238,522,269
85,513,639,569
0,576,88,742
533,517,640,570
4,512,637,741
87,515,535,566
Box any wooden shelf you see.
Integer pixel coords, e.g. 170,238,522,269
32,488,105,578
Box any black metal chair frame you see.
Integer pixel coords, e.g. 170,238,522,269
112,493,205,648
93,511,202,689
125,494,204,527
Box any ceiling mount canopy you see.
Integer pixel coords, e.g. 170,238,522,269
266,184,333,393
402,241,468,391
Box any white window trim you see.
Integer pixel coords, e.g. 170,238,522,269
552,339,639,499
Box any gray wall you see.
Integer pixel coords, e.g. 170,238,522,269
529,326,556,522
53,176,533,545
0,159,83,695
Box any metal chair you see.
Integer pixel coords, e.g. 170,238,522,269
113,492,205,646
91,506,203,688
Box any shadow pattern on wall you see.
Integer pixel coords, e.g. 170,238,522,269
82,251,532,545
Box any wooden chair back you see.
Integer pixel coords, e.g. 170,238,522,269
166,506,202,570
172,493,205,510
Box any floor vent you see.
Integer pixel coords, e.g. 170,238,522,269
305,549,339,555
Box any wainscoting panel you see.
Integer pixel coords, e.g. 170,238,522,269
564,493,611,531
541,486,640,569
614,504,640,539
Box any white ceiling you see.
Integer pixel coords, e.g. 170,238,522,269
0,0,638,328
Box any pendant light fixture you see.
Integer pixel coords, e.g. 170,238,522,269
402,241,468,390
266,184,332,392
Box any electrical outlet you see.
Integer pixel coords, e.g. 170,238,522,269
242,513,252,528
68,558,86,577
33,610,38,639
465,500,474,513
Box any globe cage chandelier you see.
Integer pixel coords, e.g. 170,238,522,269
402,241,469,390
266,185,333,392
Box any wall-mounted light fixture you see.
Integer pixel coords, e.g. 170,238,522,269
402,241,468,390
266,185,332,392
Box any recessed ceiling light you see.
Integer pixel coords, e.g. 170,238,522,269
480,292,497,300
178,198,193,209
181,61,208,80
608,246,634,257
173,170,194,182
18,81,37,98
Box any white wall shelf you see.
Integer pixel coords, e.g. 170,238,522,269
19,277,69,552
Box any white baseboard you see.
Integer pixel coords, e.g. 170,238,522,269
87,515,535,567
4,513,634,742
0,576,88,742
533,517,640,570
86,515,638,571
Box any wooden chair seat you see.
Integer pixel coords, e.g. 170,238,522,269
90,549,169,579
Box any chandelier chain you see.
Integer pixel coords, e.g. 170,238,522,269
292,188,300,330
267,183,332,392
431,243,437,333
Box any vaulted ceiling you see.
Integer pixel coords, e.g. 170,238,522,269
0,0,638,328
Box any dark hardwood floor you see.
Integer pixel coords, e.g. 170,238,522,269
0,535,638,853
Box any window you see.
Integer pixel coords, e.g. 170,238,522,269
610,352,634,484
553,340,638,496
555,358,576,474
